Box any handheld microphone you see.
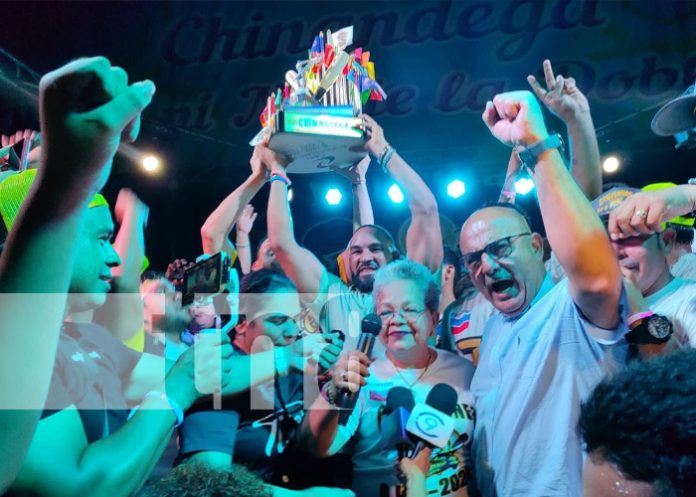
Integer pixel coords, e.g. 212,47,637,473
406,383,458,455
338,313,382,424
356,313,381,357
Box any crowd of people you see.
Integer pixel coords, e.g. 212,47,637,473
0,56,695,497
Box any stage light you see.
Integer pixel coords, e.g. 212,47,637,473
325,188,342,205
603,156,620,173
514,177,535,195
142,155,161,173
447,179,466,198
288,188,294,202
387,184,404,203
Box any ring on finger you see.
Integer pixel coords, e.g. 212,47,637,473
634,210,648,220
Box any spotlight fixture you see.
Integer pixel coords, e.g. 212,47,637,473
602,156,620,173
142,155,161,173
514,177,535,195
325,188,342,205
446,179,466,199
387,184,404,203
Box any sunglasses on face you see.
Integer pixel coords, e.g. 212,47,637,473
461,233,531,273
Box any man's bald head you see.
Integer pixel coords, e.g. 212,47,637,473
460,204,546,316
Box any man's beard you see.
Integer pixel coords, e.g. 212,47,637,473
351,272,375,293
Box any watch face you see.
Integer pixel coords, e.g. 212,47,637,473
647,316,672,339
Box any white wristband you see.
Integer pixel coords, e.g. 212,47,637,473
128,390,184,427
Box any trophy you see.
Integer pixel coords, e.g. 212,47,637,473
249,26,387,174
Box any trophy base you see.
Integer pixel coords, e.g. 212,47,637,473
269,132,366,174
268,107,366,174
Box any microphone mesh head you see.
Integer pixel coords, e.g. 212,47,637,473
386,386,415,414
425,383,458,415
361,313,382,336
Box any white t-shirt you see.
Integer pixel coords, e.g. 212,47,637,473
671,252,696,281
329,349,476,497
645,277,696,348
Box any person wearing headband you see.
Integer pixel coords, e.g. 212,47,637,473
0,61,148,492
262,114,443,353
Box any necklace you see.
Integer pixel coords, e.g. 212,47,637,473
392,349,435,388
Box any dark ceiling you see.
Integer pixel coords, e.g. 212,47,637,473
2,0,695,270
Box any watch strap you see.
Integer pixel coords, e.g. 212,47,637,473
516,133,563,171
628,310,655,329
625,314,673,345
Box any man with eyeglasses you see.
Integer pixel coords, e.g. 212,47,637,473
596,185,696,349
460,90,629,497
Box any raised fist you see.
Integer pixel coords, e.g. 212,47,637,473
39,56,155,191
482,91,549,148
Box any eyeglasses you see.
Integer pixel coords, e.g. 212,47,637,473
377,307,427,322
461,233,531,273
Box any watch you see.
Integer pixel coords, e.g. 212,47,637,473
516,133,563,171
625,312,673,345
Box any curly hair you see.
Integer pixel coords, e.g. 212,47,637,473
141,462,273,497
578,350,696,497
372,259,440,313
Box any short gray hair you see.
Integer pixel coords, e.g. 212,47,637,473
372,259,440,312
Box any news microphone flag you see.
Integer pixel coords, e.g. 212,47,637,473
405,402,456,449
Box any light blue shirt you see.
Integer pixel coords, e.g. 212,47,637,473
472,274,628,497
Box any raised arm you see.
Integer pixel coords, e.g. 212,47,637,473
498,151,522,203
483,91,622,329
235,204,257,274
362,115,443,272
95,188,148,342
528,59,602,200
608,184,696,240
0,56,154,493
200,156,267,257
262,144,325,296
332,156,375,230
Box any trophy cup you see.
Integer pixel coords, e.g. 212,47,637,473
249,26,387,174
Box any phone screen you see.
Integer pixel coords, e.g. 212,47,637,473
182,253,230,305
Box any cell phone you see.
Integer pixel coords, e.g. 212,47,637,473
182,252,231,306
0,141,22,171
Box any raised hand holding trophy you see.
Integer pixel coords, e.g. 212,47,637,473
249,26,388,174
